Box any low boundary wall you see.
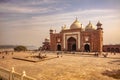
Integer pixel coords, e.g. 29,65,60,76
0,67,36,80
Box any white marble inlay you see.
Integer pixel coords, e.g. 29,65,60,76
63,32,80,49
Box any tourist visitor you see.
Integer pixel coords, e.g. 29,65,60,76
57,51,62,58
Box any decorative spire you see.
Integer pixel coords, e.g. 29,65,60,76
89,20,91,24
50,26,54,34
88,20,92,27
96,21,102,26
61,26,63,29
75,17,78,21
64,24,66,27
54,29,56,33
96,21,102,30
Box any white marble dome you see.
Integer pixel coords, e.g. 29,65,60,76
45,38,50,42
85,21,96,30
70,18,82,29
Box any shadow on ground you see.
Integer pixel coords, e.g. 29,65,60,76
102,69,120,79
108,60,120,65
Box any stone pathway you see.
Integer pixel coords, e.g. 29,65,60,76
0,51,120,80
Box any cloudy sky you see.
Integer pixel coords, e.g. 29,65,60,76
0,0,120,47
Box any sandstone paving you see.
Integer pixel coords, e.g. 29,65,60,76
0,51,120,80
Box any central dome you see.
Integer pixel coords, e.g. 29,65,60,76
70,18,82,29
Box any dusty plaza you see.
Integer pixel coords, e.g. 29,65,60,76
0,51,120,80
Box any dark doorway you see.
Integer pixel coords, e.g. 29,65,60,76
57,45,61,51
107,48,110,52
67,37,76,51
111,48,114,52
84,44,90,52
115,48,119,52
72,44,76,51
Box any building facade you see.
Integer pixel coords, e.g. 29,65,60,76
49,18,103,52
103,45,120,53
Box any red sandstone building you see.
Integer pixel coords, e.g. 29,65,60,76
48,18,103,52
103,44,120,53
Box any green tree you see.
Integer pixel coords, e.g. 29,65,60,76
14,46,27,51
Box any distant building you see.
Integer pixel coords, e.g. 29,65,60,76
42,38,50,50
103,44,120,53
49,18,103,52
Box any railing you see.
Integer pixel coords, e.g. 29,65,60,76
0,67,36,80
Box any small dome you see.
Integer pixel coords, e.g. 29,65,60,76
45,38,49,42
85,21,96,30
96,21,102,26
61,25,67,30
70,18,82,29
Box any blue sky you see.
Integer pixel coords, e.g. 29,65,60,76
0,0,120,47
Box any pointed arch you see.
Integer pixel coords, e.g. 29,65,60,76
67,37,76,51
84,44,90,52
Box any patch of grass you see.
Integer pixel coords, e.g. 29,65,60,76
102,69,120,79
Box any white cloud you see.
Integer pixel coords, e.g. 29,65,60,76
0,4,50,13
2,9,120,28
1,8,120,46
29,9,120,26
0,0,70,15
29,0,58,5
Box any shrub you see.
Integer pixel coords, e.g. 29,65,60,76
14,46,27,51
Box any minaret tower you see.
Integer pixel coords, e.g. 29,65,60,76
96,21,103,53
49,28,54,50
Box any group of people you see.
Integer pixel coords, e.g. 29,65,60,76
57,51,63,58
0,51,14,59
95,51,118,58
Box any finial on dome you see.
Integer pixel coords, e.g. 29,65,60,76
96,20,102,30
75,17,78,21
64,24,66,27
54,29,56,33
89,20,91,24
70,18,82,29
50,26,54,34
62,25,67,30
96,20,102,26
98,20,100,23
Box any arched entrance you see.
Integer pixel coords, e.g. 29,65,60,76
107,48,110,52
67,37,76,51
115,48,119,52
72,44,76,51
57,45,61,51
111,48,114,52
84,44,90,52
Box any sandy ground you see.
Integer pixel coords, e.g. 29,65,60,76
0,51,120,80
